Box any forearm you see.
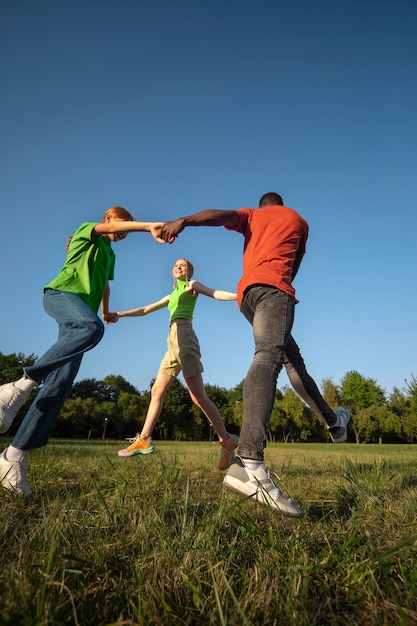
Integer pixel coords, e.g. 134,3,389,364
96,221,156,234
117,307,145,318
212,290,237,301
118,297,169,318
180,210,238,227
191,281,236,301
101,282,111,315
159,210,239,241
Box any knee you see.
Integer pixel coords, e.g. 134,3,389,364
254,347,284,368
79,317,104,347
151,384,165,401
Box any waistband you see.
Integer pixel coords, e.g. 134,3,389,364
170,318,192,327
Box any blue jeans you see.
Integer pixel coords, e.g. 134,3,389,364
11,290,104,451
239,285,336,461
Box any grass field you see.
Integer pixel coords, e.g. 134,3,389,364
1,440,416,625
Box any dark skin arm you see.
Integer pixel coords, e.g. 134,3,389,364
292,247,305,280
159,210,240,241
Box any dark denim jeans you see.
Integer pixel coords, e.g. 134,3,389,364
12,289,104,451
284,336,336,427
239,285,294,461
239,285,335,461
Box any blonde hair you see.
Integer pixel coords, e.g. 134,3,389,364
66,206,134,250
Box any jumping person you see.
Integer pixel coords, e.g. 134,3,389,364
116,258,239,470
0,206,165,494
158,193,350,518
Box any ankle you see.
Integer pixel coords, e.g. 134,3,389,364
5,446,26,463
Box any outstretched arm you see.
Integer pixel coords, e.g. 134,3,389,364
159,209,239,242
188,280,237,301
94,221,168,243
117,295,170,318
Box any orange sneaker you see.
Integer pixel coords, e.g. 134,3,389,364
117,434,155,457
218,434,239,470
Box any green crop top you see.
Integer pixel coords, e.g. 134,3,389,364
167,277,198,322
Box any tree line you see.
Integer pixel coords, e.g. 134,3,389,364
1,351,417,444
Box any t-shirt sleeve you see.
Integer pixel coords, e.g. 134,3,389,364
224,208,250,233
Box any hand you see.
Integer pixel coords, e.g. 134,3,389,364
150,223,167,244
103,312,119,324
159,218,185,242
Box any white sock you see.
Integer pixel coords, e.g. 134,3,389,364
14,377,36,392
241,458,263,471
5,446,26,463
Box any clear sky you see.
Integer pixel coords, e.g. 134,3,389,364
1,0,416,398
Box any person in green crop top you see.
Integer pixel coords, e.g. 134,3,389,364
116,258,239,470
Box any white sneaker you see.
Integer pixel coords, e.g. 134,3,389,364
328,407,350,443
0,452,31,495
223,456,303,518
0,381,33,433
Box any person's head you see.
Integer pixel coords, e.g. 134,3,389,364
172,258,194,284
102,206,134,243
66,206,135,250
102,206,134,222
258,192,284,207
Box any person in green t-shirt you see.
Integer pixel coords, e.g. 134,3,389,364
0,206,166,495
116,258,239,470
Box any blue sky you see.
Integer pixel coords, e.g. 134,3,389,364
1,0,416,398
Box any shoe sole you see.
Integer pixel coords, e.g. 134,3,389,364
224,476,303,518
117,447,155,457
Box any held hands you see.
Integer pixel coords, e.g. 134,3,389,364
158,218,186,243
150,223,169,244
103,312,119,324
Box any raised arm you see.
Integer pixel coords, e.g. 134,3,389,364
188,280,237,301
159,210,239,242
117,295,170,318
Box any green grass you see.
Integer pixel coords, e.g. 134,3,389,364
1,441,417,625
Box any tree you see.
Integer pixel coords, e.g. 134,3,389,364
341,371,387,411
225,380,244,429
157,378,192,440
403,374,417,416
353,405,401,444
270,387,316,442
115,391,149,438
57,397,96,438
321,378,342,409
341,371,387,442
92,401,120,439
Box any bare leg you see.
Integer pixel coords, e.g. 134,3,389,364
185,374,228,441
141,373,174,439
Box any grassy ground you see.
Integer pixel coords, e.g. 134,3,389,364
1,440,416,625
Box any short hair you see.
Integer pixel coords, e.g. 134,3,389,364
258,192,284,207
66,206,134,250
103,206,134,221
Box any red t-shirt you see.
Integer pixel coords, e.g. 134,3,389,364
226,205,309,306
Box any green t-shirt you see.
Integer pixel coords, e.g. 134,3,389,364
45,222,115,313
168,277,198,322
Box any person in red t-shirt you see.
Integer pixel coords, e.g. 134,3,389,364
159,193,350,518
